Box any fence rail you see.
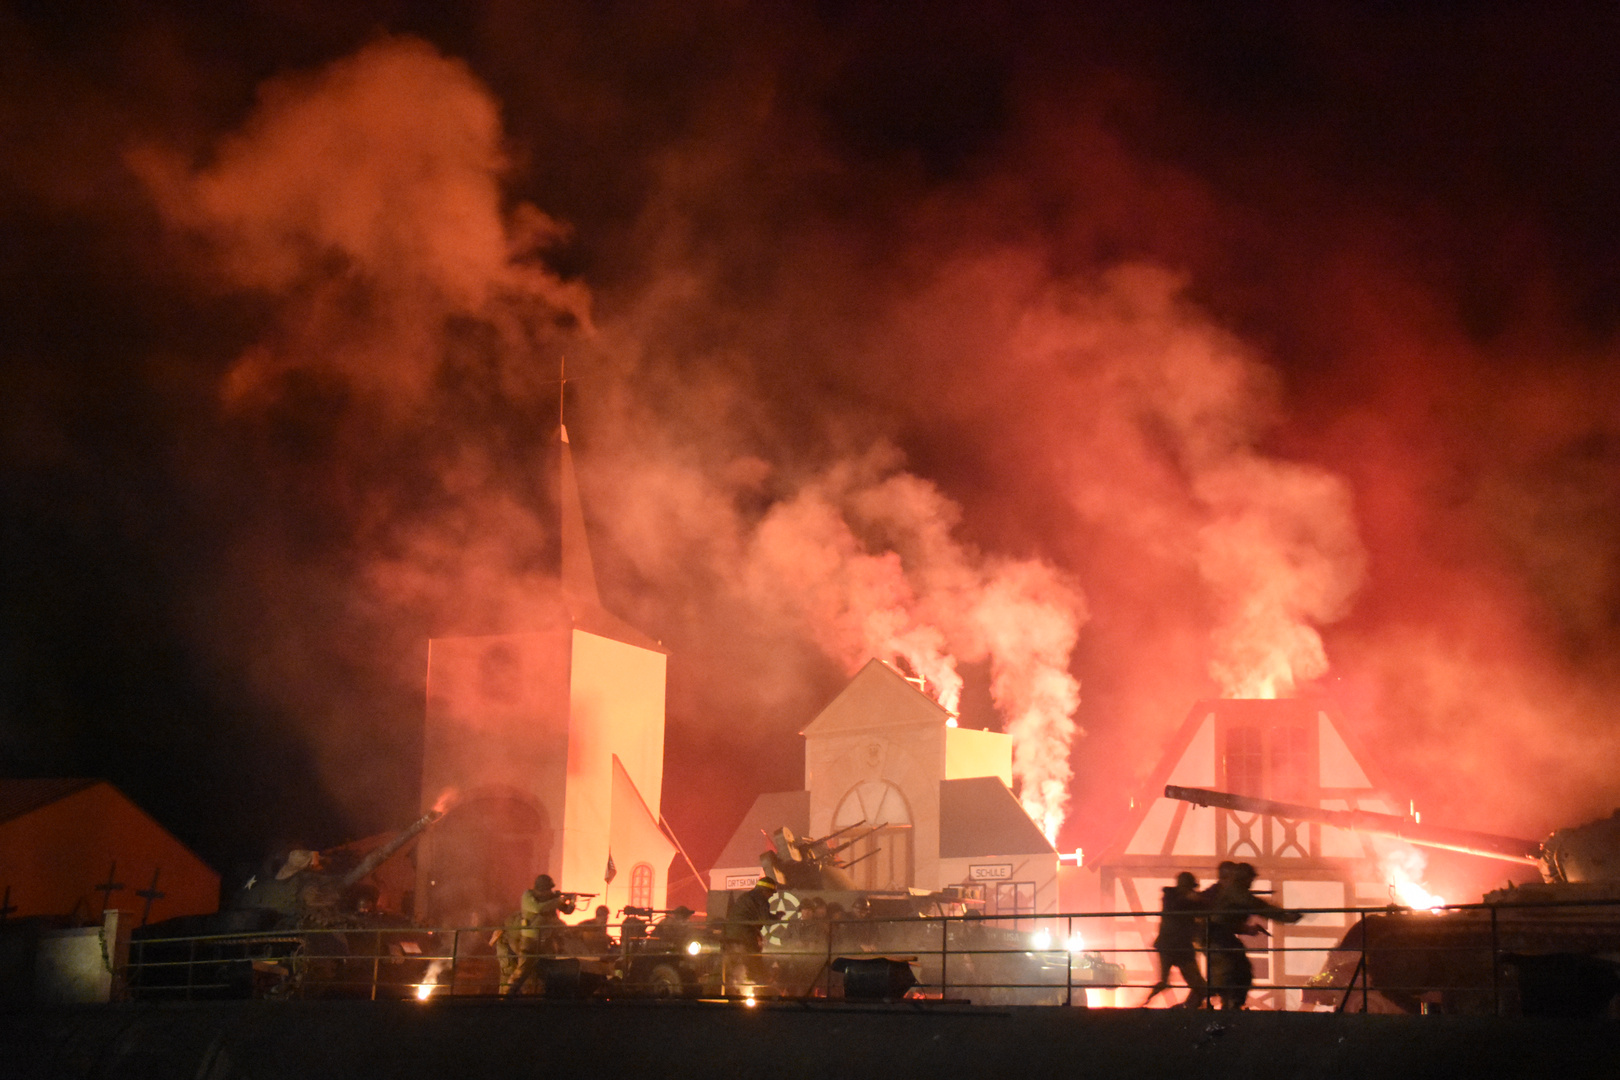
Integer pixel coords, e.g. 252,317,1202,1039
122,899,1620,1016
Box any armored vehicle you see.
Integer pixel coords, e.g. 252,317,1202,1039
1166,785,1620,1016
706,824,1120,1004
127,809,446,999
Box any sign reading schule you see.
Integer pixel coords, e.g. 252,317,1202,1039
969,864,1013,881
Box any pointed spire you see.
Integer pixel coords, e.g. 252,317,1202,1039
559,424,601,606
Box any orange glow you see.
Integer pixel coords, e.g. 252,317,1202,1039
431,787,460,815
416,958,448,1000
1383,847,1446,912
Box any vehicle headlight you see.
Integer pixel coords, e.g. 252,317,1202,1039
1031,929,1053,950
686,940,702,956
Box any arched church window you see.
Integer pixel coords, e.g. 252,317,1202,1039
833,781,913,890
629,863,654,908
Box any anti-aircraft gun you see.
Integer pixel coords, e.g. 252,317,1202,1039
704,821,1116,1004
759,822,870,892
128,809,447,1000
1164,785,1620,1016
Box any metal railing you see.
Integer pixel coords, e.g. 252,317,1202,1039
121,899,1620,1015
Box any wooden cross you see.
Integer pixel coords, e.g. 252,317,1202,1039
135,866,166,927
94,861,125,915
0,885,16,921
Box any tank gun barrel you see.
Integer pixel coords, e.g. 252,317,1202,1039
340,808,445,889
1164,786,1544,867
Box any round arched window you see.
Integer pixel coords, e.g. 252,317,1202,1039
629,863,654,909
833,780,911,828
833,781,913,889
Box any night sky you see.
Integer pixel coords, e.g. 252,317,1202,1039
4,2,1619,899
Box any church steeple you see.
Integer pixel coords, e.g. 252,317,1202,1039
558,424,601,606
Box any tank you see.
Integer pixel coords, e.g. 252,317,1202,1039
703,823,1120,1005
1164,785,1620,1016
127,809,447,1000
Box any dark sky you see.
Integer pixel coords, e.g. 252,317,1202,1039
3,1,1619,896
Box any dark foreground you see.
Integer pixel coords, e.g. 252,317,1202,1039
4,1000,1618,1080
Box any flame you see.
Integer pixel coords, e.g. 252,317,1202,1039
1381,845,1446,913
415,957,448,1000
431,787,460,815
1199,458,1366,702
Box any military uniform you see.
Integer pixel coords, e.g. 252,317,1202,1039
724,880,779,992
505,875,578,997
1203,863,1301,1010
1143,873,1208,1008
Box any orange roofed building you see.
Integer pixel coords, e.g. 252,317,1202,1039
0,779,218,926
415,428,681,926
1089,698,1407,1009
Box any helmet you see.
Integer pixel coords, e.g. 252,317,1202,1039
275,850,316,881
756,878,778,892
534,874,555,891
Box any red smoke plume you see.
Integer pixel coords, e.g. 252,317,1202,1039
5,7,1603,864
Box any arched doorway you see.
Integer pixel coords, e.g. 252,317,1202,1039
422,793,550,926
833,781,913,889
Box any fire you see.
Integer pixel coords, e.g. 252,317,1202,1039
1382,845,1446,913
431,788,460,815
415,958,448,1000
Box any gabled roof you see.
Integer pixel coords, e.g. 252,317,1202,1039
939,776,1056,858
1091,697,1397,866
610,754,678,863
801,658,952,738
0,778,99,825
711,790,811,871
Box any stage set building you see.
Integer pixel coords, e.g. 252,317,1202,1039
0,779,218,926
1089,698,1407,1010
711,659,1059,921
415,428,680,926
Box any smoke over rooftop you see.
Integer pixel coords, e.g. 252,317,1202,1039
3,4,1618,871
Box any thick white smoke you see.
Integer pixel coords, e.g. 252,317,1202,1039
741,451,1085,837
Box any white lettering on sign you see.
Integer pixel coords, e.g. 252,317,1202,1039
969,864,1013,881
724,874,759,890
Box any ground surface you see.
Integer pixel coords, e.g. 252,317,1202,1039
6,999,1620,1080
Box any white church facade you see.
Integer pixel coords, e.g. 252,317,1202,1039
711,659,1059,922
413,428,681,926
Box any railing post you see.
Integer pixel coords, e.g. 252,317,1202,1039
1360,910,1369,1014
1490,903,1500,1016
1065,914,1073,1007
449,928,461,996
823,919,833,998
186,936,196,1001
940,913,949,1000
371,930,382,1001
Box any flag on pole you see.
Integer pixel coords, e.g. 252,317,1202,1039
604,852,617,885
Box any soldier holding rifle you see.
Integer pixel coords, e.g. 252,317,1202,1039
504,874,594,997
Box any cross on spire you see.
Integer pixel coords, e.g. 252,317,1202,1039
93,861,124,916
135,866,166,927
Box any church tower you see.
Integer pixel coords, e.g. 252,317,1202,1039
415,427,676,925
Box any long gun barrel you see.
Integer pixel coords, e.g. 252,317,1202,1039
1164,785,1545,867
340,809,445,889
